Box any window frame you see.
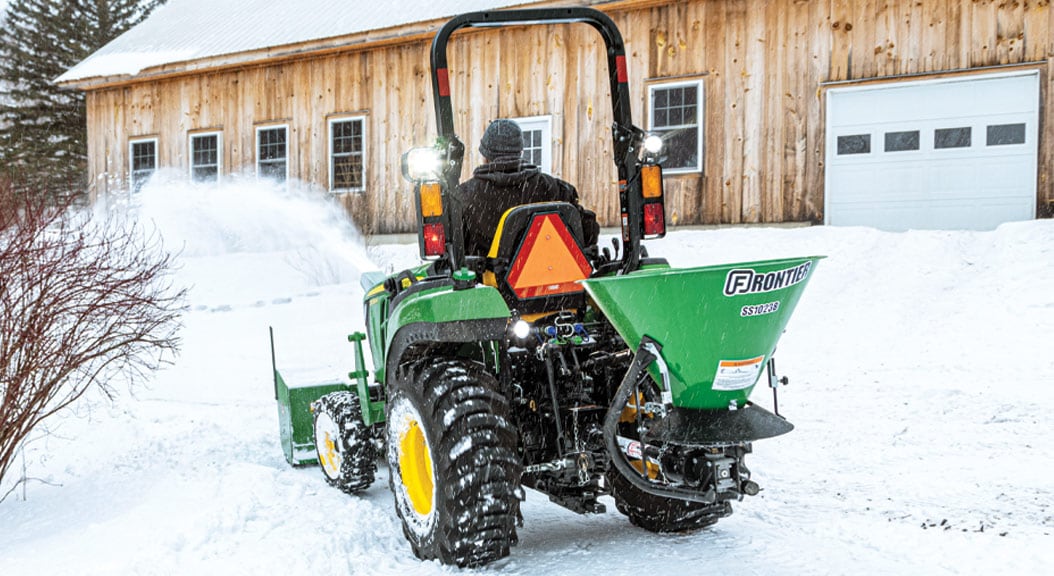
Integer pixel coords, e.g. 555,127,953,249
255,124,289,182
328,115,367,193
128,137,158,193
647,79,705,174
512,115,553,174
189,131,223,183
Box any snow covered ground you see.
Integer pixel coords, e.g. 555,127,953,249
1,179,1052,575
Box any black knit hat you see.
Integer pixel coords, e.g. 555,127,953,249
479,119,523,160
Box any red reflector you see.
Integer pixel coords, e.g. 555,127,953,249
616,55,628,83
643,203,665,237
437,68,450,97
423,223,446,256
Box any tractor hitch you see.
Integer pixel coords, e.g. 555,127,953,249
603,336,774,505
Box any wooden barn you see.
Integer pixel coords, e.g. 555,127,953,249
58,0,1054,234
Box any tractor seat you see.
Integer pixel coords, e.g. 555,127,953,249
483,202,594,318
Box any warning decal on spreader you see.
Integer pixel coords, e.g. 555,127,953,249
712,356,765,391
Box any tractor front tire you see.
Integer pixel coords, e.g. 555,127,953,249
607,468,732,533
386,358,521,568
313,391,376,494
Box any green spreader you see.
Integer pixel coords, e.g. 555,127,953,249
582,256,824,410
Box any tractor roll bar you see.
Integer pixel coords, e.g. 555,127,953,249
431,8,633,144
429,7,645,272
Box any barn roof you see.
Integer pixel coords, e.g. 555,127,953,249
57,0,567,87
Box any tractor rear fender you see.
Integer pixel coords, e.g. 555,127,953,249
383,285,510,385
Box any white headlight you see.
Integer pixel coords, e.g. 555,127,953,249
512,320,531,340
402,147,443,182
643,134,664,155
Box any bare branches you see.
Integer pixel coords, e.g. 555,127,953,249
0,178,185,493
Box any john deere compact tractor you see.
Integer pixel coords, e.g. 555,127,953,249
272,7,822,568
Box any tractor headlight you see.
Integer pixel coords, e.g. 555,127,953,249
639,133,665,165
401,147,443,182
643,134,664,155
512,319,531,340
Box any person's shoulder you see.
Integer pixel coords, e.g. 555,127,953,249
455,175,482,193
533,171,570,186
548,174,578,196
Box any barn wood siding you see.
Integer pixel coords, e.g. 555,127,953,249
83,0,1054,233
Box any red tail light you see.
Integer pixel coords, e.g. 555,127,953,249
423,223,446,256
643,202,665,237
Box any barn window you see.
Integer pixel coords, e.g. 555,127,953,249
129,138,157,193
256,125,288,182
648,80,703,173
513,115,552,174
190,132,221,182
329,117,366,192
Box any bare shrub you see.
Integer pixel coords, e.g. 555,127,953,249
0,180,185,499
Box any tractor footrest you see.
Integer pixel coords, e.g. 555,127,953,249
649,403,793,445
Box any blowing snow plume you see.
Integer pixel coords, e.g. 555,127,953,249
124,174,380,306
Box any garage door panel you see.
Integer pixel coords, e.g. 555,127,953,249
937,199,1035,230
929,163,980,194
828,73,1038,126
973,155,1035,187
828,166,884,202
830,199,1032,232
825,71,1038,231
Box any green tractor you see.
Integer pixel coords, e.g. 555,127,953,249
273,7,822,568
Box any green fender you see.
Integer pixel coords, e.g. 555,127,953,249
383,284,510,384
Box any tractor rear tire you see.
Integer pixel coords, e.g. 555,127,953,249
607,468,732,533
386,358,521,568
313,391,376,494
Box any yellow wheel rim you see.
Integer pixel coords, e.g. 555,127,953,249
314,411,342,480
399,420,434,516
320,431,339,476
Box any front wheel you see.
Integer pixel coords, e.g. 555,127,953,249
313,391,376,494
386,358,522,568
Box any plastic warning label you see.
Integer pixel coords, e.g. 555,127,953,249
712,356,765,391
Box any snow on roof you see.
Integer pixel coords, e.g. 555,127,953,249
56,0,539,85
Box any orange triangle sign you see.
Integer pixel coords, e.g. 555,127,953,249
506,213,593,299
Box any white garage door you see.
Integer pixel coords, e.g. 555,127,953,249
825,71,1038,231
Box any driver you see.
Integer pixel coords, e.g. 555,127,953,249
454,119,598,257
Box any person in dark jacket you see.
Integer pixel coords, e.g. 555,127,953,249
454,119,598,257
